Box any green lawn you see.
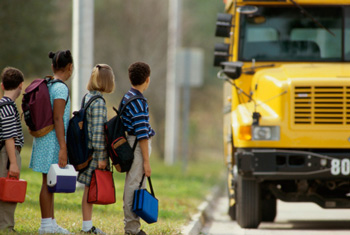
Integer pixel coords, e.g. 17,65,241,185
11,146,224,234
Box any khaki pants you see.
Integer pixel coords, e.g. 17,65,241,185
123,136,151,234
0,146,21,231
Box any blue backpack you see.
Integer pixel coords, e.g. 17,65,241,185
67,94,104,172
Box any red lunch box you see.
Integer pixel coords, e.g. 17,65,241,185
0,175,27,203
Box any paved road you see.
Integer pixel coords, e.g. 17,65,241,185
201,196,350,235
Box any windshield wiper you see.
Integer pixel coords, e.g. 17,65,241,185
289,0,335,37
243,59,275,75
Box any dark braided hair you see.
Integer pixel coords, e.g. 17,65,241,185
48,50,73,72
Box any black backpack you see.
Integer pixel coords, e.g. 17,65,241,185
104,95,145,173
67,94,105,172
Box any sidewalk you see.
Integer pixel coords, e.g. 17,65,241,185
181,182,225,235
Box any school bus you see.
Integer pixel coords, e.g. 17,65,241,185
214,0,350,229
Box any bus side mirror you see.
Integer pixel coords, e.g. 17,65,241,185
221,61,243,80
215,13,233,37
213,43,230,67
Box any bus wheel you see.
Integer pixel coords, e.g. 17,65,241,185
262,197,277,222
236,174,261,228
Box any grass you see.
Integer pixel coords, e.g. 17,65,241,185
11,145,224,234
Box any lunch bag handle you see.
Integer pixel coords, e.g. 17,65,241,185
138,174,155,197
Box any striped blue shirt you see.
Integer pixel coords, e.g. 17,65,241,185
120,88,155,140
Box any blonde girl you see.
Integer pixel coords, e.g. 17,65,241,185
77,64,115,234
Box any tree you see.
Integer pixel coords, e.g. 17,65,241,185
0,0,225,160
94,0,168,156
0,0,57,77
93,0,225,159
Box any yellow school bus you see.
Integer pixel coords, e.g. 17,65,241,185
214,0,350,228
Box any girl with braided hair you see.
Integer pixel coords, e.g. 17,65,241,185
29,50,73,234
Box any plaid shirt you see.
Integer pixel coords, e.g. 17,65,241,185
85,91,107,161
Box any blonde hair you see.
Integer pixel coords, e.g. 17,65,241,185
87,64,115,93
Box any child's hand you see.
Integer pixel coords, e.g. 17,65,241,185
98,160,107,169
9,162,20,178
144,161,151,177
58,148,68,168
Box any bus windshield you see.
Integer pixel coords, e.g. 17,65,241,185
239,6,350,62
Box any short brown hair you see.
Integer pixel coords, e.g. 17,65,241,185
1,67,24,90
128,62,151,86
87,64,115,93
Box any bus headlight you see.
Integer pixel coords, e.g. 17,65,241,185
252,126,280,140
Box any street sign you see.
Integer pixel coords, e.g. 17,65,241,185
176,48,204,87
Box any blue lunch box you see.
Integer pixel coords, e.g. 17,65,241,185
132,175,158,224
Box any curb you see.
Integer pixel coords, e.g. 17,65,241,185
181,182,224,235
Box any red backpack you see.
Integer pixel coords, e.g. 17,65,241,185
22,76,68,137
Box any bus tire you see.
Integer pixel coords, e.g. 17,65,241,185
236,175,261,228
262,197,277,222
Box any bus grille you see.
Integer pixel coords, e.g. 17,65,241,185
293,86,350,125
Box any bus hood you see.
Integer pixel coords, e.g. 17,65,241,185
249,63,350,125
256,63,350,81
232,63,350,147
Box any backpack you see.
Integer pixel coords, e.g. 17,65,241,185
104,95,145,173
22,76,68,137
67,94,105,172
0,101,16,150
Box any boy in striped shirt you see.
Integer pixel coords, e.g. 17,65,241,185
0,67,24,232
121,62,155,235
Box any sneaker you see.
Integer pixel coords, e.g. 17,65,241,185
125,230,147,235
82,226,106,234
53,224,71,234
38,227,54,234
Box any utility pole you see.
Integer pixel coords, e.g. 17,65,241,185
72,0,94,112
165,0,182,165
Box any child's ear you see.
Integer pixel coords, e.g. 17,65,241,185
1,83,4,91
